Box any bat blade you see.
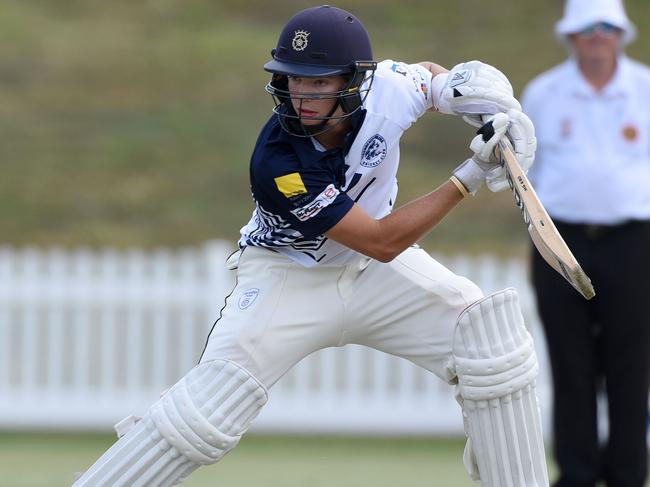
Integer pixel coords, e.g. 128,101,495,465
498,140,595,300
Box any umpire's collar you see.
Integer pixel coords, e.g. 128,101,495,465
567,56,633,99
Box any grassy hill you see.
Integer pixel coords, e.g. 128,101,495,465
1,0,648,256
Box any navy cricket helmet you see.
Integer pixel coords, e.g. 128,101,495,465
265,5,377,137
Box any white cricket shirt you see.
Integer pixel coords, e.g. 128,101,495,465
239,60,434,266
522,56,650,224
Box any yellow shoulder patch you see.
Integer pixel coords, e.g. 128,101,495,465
274,172,307,198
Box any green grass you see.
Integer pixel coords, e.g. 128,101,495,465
0,0,649,253
3,432,649,486
0,433,548,487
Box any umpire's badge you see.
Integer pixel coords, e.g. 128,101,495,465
238,288,259,310
622,124,639,142
361,134,387,167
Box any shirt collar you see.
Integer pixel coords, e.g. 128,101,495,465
279,108,367,163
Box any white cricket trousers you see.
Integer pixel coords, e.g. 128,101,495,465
200,246,483,388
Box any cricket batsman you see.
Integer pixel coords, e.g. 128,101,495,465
73,5,546,486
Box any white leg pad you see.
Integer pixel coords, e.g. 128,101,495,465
72,359,268,487
453,288,549,487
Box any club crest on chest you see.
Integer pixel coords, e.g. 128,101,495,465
360,134,387,168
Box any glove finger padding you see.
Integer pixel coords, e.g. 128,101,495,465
485,109,537,192
440,61,522,122
470,112,510,167
452,113,511,196
507,109,536,173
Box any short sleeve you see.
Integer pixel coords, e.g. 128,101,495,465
369,60,434,130
253,164,354,239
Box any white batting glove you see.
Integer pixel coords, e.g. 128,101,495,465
435,61,521,126
452,112,510,195
484,109,537,192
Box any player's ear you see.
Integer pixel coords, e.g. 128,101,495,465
340,74,362,113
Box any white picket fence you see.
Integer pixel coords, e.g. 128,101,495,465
0,240,552,436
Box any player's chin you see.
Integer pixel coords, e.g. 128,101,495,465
299,117,324,125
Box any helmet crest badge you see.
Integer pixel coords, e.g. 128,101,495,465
292,30,310,51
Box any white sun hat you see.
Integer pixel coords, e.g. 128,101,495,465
555,0,637,45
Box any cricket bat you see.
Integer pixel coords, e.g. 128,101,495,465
498,140,596,300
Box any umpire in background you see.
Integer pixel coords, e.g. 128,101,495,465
522,0,650,486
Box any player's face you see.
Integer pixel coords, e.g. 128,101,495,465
287,75,347,125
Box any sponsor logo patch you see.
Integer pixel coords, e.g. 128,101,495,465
292,30,310,51
411,68,429,100
390,62,408,77
288,192,313,207
238,288,259,310
290,184,339,221
274,172,308,198
361,134,387,167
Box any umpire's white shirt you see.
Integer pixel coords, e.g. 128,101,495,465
522,56,650,224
